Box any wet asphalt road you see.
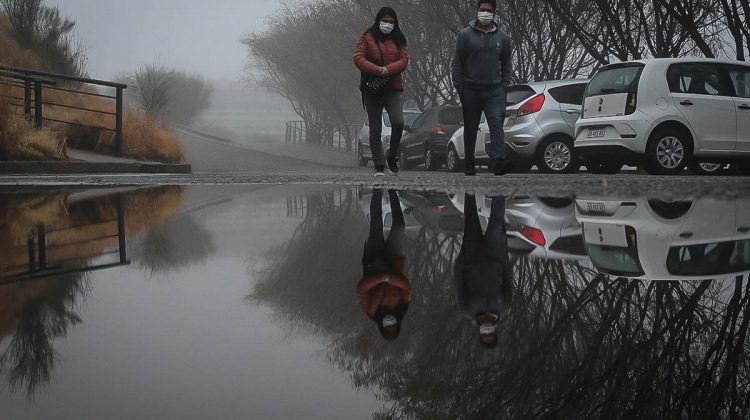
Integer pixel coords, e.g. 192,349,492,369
1,134,749,199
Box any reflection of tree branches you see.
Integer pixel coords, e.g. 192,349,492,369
130,214,216,276
255,197,750,420
0,273,89,400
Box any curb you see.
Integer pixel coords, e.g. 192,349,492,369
0,161,192,174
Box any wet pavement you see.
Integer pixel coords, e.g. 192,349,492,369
1,184,749,419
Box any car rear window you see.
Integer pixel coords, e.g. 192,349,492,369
548,83,588,105
667,240,750,276
507,85,537,106
384,111,421,128
588,245,645,276
586,64,644,96
438,108,463,125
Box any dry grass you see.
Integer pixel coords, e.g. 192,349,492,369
42,87,186,163
0,107,66,161
0,186,186,340
2,13,185,163
0,14,40,69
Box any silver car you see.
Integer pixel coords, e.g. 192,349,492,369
357,109,422,167
447,79,589,173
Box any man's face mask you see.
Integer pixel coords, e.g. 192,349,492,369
477,11,494,25
382,314,398,327
380,21,395,35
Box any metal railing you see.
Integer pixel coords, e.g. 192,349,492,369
285,120,361,153
0,65,128,156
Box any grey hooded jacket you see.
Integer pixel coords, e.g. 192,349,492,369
451,20,513,94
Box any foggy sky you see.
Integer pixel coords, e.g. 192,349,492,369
55,0,278,81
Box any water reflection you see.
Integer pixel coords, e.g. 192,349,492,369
577,196,750,280
454,194,512,347
0,187,187,398
256,188,750,419
358,189,410,340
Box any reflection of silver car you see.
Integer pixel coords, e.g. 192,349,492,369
505,196,589,261
576,197,750,281
446,80,589,174
357,109,422,167
358,190,422,233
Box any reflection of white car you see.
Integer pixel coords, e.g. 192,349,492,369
358,190,421,233
448,193,491,231
505,196,589,261
575,197,750,280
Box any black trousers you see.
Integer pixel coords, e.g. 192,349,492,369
363,90,404,167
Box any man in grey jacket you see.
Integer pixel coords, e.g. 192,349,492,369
453,193,513,348
452,0,514,176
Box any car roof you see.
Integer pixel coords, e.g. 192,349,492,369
601,57,750,68
519,79,590,90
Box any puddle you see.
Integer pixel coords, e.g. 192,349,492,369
1,185,748,418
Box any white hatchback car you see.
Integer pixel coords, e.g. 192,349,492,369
357,109,422,167
574,58,750,175
575,196,750,281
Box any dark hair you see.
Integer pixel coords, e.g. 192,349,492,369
370,7,407,48
479,332,499,348
477,0,497,11
374,301,409,341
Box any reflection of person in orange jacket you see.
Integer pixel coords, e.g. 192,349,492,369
357,188,410,340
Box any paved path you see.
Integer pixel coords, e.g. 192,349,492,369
180,133,358,173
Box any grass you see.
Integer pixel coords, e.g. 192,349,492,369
2,13,186,163
0,94,66,161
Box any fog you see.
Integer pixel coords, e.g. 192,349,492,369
55,0,278,80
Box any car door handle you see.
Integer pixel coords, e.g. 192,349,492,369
679,232,694,239
739,104,750,110
739,227,750,233
679,100,694,106
566,109,582,115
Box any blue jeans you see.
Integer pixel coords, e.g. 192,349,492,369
461,85,507,162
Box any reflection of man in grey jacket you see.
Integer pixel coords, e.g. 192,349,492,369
451,0,514,176
453,193,513,348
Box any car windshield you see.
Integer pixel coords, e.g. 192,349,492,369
384,111,421,128
586,64,644,96
438,108,463,126
667,240,750,276
588,245,645,276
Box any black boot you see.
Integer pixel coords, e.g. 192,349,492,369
464,158,476,176
494,159,513,176
386,156,399,175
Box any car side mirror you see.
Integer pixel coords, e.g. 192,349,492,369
403,125,412,132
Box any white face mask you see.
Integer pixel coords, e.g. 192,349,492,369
477,11,495,25
380,21,395,35
382,314,398,327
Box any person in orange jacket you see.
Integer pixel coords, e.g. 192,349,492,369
357,189,410,340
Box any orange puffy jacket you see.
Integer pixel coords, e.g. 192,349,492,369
354,30,409,92
356,271,411,320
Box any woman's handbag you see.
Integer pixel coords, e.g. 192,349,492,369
362,42,392,95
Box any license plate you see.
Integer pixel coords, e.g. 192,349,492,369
587,202,607,214
587,128,606,138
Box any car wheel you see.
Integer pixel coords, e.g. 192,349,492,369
446,145,462,172
424,145,438,171
648,199,692,219
644,127,692,175
538,137,578,174
688,161,725,176
586,160,623,175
